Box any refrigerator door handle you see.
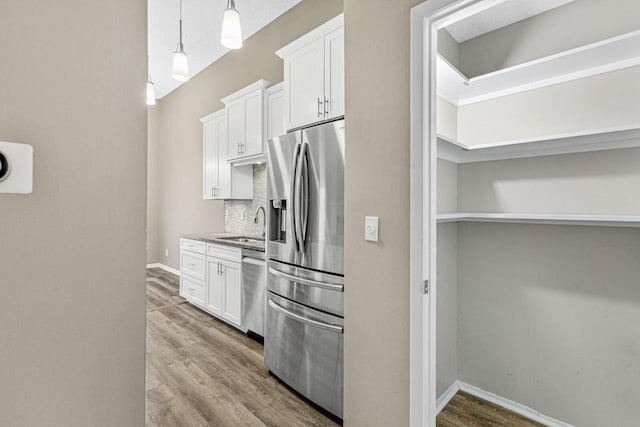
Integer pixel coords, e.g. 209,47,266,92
268,266,344,292
294,143,306,253
268,298,344,333
299,143,309,251
290,141,302,253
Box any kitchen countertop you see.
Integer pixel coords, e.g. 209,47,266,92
181,232,265,252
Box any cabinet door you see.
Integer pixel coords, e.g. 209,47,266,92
227,100,244,159
202,120,218,200
267,88,285,140
222,260,242,326
206,258,224,317
215,115,231,199
242,90,264,157
284,37,325,131
324,27,344,120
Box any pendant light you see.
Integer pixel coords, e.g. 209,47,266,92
221,0,242,49
146,54,156,106
146,75,156,105
172,0,189,81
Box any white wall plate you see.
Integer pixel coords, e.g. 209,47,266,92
0,141,33,194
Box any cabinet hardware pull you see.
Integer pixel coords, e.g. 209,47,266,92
324,97,329,117
317,98,323,118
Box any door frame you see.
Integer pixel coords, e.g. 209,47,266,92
409,1,512,425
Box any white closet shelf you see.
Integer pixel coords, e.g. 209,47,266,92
437,30,640,106
436,213,640,228
437,125,640,164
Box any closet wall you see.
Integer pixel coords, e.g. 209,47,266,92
456,222,640,426
457,66,640,146
437,149,640,426
434,3,640,424
436,159,459,396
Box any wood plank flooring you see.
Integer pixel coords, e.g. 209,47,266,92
145,268,341,427
436,391,546,427
146,268,544,427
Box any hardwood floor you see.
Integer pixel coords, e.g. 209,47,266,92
145,268,341,427
147,268,542,427
436,391,546,427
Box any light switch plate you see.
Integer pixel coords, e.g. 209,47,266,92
365,216,379,242
0,141,33,194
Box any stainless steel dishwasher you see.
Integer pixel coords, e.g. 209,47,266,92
241,249,266,337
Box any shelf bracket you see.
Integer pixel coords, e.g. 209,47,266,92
423,279,429,295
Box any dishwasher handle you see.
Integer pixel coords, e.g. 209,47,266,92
242,257,265,266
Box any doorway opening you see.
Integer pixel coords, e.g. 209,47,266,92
410,1,640,425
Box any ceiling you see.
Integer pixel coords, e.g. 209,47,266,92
149,0,303,99
445,0,574,43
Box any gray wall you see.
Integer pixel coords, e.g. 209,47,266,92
436,223,458,397
343,0,422,424
457,66,640,146
147,0,343,268
457,223,640,427
0,1,147,426
458,0,640,77
436,150,640,425
436,159,459,397
458,148,640,215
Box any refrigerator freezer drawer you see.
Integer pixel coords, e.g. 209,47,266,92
267,259,344,317
264,291,343,418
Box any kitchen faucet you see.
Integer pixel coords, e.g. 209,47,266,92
253,206,266,238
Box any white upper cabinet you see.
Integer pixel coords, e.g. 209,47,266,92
266,82,285,140
222,80,271,164
201,109,253,200
324,26,345,120
277,14,344,131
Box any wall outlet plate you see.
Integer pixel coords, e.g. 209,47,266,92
0,141,33,194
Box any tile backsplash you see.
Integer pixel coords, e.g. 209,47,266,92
224,163,266,237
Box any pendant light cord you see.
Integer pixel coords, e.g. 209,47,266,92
179,0,183,46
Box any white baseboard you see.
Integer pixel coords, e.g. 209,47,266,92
436,381,460,414
146,263,180,276
456,381,574,427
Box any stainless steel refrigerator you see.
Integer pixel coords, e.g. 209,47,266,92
265,119,345,418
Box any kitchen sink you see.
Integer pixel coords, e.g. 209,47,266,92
219,236,264,244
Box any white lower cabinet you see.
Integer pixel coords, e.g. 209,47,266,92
205,258,224,317
220,259,242,326
180,274,205,308
179,238,207,307
180,239,244,329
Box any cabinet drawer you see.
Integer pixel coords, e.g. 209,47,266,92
207,243,242,262
180,238,206,254
181,275,205,307
180,251,206,281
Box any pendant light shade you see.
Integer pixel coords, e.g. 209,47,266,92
221,0,242,49
172,0,189,81
146,76,156,105
172,44,189,81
